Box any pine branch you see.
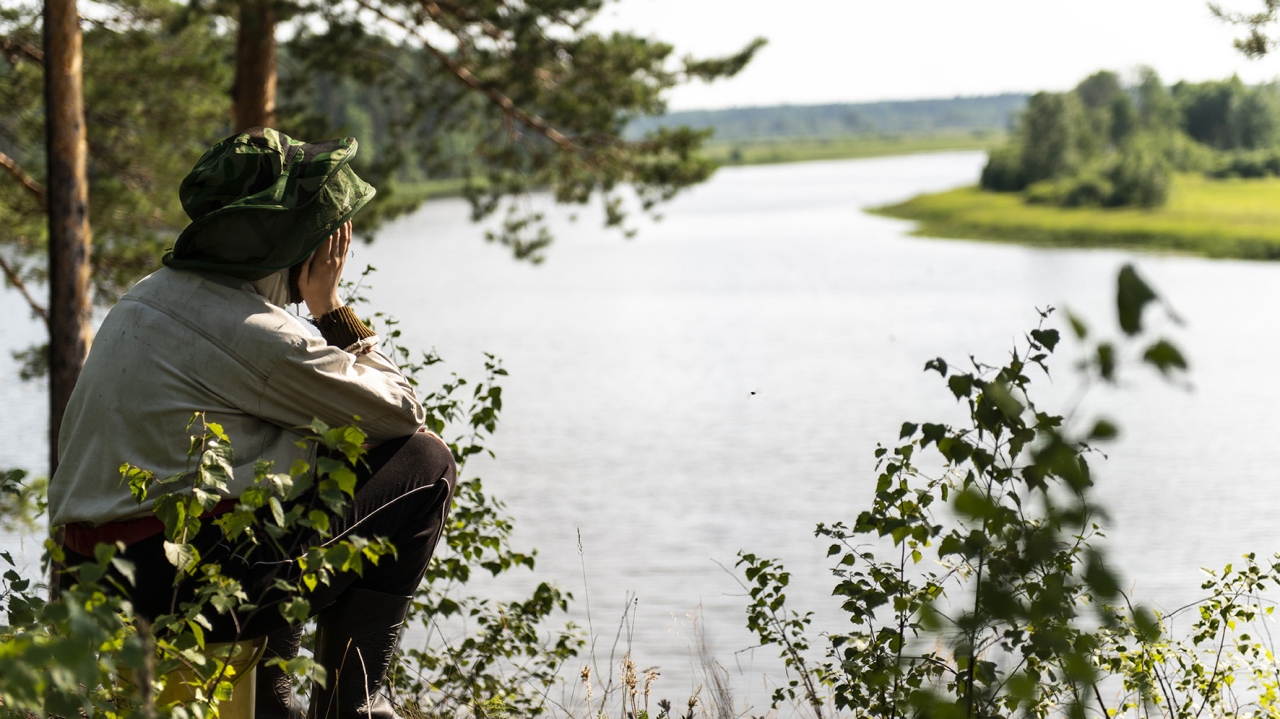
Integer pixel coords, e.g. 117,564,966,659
0,36,44,65
0,253,50,329
0,149,51,326
355,0,579,155
0,149,46,208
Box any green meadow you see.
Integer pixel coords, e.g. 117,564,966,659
873,174,1280,260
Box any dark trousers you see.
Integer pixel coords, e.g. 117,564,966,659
67,432,456,643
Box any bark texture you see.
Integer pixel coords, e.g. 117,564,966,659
233,0,277,131
44,0,92,478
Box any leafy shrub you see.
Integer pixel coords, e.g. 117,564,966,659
1110,140,1172,207
1,414,366,718
1208,147,1280,179
1159,130,1219,173
1064,170,1114,206
1023,142,1170,209
739,266,1198,718
980,145,1027,192
0,268,581,717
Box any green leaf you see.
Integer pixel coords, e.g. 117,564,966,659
1030,328,1060,351
205,421,226,441
899,422,918,439
210,593,238,614
110,556,137,586
188,619,206,649
983,381,1023,420
1134,605,1163,642
920,423,947,448
1067,310,1089,339
947,374,974,399
330,466,358,497
1143,339,1188,376
240,486,267,509
280,599,311,623
213,680,235,702
954,488,997,521
164,541,200,574
1097,342,1116,382
1117,264,1157,336
122,464,154,503
1085,551,1120,599
215,509,255,540
308,510,330,533
154,497,183,540
201,441,235,486
1089,419,1119,441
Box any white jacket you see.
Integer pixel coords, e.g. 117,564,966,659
49,267,425,527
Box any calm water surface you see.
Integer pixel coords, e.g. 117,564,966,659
5,151,1280,711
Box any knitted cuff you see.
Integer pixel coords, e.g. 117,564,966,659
314,305,376,349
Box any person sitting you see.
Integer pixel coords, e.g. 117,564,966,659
48,127,456,719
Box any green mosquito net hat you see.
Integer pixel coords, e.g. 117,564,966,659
163,127,376,281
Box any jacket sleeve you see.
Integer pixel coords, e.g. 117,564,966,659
256,331,425,442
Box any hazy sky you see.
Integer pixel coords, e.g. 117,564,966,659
592,0,1280,110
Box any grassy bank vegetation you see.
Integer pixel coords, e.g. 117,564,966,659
392,177,471,201
703,130,1003,166
395,133,1005,205
874,173,1280,260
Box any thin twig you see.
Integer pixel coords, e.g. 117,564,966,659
577,528,609,708
354,0,578,154
0,36,43,64
0,253,48,328
0,149,46,206
1194,599,1235,718
1091,682,1110,719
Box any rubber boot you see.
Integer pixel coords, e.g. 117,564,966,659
307,588,412,719
256,623,305,719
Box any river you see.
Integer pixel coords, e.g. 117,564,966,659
5,150,1280,713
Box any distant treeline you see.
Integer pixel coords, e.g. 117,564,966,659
624,95,1030,141
981,69,1280,209
289,67,1029,186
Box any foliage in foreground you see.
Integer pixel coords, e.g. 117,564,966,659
739,266,1280,718
0,301,581,718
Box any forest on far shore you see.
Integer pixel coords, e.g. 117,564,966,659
625,94,1030,140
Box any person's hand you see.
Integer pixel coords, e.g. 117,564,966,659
361,427,448,452
416,425,448,449
297,220,351,318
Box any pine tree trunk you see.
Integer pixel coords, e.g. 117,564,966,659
44,0,91,479
45,0,92,600
233,0,277,131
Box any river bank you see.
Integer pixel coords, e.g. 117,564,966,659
700,130,1003,166
397,131,1005,203
873,173,1280,260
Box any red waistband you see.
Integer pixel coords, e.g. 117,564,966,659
64,498,238,557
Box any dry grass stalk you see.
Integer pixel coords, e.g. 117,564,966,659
621,654,638,719
643,667,659,717
580,665,594,718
